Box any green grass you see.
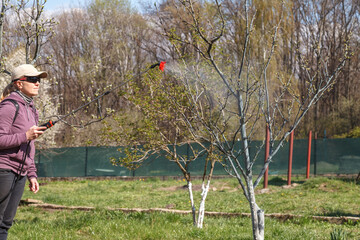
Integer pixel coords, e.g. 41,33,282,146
9,176,360,239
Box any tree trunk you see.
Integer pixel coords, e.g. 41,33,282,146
196,180,211,228
247,178,265,240
187,181,197,226
0,0,6,59
237,89,265,239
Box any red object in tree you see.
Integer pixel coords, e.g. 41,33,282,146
159,61,166,71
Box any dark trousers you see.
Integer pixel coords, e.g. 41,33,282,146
0,169,26,240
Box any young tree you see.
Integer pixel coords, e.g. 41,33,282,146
154,0,353,239
104,68,221,228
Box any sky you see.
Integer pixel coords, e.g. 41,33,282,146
43,0,88,11
43,0,158,12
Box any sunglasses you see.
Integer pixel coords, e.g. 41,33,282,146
18,76,41,83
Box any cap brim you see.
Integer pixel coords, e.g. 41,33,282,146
25,71,48,78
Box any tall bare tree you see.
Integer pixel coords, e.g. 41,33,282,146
0,0,10,68
43,0,151,146
153,0,353,239
0,0,59,147
10,0,57,64
294,0,359,137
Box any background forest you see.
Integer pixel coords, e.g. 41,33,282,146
0,0,359,148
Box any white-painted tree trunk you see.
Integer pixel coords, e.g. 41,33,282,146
196,180,211,228
257,206,265,238
187,181,197,226
247,179,265,240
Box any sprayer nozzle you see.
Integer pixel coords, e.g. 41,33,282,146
159,61,166,71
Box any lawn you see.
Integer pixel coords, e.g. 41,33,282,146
8,176,360,239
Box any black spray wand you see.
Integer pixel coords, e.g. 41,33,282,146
40,61,166,130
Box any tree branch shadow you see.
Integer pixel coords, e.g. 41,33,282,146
267,176,305,186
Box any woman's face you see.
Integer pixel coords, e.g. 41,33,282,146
15,77,40,97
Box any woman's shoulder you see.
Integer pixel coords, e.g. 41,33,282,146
1,92,26,106
0,99,18,128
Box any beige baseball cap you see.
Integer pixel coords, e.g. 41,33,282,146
11,64,48,82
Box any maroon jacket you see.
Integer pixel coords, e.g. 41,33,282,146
0,91,38,179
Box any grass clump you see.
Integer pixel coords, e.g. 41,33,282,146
330,228,348,240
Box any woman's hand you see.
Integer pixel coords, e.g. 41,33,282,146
26,125,47,140
29,178,39,193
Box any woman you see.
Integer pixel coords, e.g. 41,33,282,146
0,64,47,239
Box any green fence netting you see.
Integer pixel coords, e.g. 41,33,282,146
34,138,360,177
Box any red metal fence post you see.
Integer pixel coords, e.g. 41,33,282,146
263,125,270,189
287,130,294,185
306,130,312,179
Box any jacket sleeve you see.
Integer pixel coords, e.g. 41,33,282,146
27,109,38,180
0,102,28,150
27,145,38,180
